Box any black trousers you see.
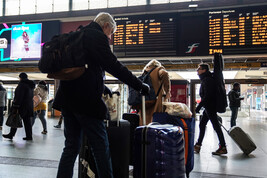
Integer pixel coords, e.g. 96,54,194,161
196,109,226,147
10,116,32,138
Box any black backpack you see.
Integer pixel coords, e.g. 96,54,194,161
213,53,228,113
128,67,162,106
38,26,88,80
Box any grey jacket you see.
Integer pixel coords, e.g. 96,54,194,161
0,84,7,107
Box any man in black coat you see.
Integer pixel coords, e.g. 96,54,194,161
54,12,149,178
228,82,244,127
194,63,227,155
3,72,35,140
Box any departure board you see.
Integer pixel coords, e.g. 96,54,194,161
113,14,177,57
208,7,267,55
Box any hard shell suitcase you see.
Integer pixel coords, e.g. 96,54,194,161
133,124,185,178
153,112,195,178
221,125,257,155
133,96,186,178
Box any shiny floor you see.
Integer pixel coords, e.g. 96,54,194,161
0,109,266,178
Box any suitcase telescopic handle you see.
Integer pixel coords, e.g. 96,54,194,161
142,95,146,126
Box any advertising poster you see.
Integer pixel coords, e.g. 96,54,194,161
10,23,42,59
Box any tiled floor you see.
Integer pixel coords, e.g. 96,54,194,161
0,110,267,178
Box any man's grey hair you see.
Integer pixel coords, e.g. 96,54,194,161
94,12,117,33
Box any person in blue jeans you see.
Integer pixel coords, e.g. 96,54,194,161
228,82,244,127
53,12,149,178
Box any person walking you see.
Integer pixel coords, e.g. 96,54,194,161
32,80,49,134
228,82,244,127
0,81,7,130
137,59,171,125
54,12,149,178
2,72,35,140
194,63,227,155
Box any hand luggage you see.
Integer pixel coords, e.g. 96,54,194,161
220,124,257,155
78,93,131,178
153,112,195,178
133,96,186,178
122,113,140,165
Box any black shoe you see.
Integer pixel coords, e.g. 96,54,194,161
2,134,13,140
54,125,61,128
23,137,33,141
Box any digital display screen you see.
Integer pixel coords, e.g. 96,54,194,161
113,5,267,57
208,7,267,55
10,23,42,59
113,14,177,57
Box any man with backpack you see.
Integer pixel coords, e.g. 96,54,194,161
53,12,149,178
194,63,227,155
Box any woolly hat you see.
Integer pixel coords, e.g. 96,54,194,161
19,72,28,79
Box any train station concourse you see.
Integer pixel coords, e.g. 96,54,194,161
0,0,267,177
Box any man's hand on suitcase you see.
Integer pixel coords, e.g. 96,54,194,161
140,83,150,95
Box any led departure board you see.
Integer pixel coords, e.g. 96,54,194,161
208,7,267,55
113,14,177,57
113,6,267,58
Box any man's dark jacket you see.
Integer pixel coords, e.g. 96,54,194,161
228,89,241,107
54,22,143,119
13,79,35,118
197,71,216,111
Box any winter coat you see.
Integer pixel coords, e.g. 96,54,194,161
34,84,48,111
139,67,171,125
13,79,35,118
228,89,241,107
0,84,7,107
197,71,216,111
54,22,143,119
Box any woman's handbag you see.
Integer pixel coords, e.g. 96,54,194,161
6,110,23,128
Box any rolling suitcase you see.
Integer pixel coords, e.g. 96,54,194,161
221,124,257,155
153,112,195,178
133,96,186,178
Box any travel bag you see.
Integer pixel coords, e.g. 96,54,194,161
153,112,195,178
220,124,257,155
133,96,186,178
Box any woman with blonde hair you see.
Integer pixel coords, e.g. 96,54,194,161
139,59,171,125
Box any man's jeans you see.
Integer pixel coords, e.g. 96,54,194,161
57,109,113,178
196,109,226,147
0,106,4,126
230,106,239,127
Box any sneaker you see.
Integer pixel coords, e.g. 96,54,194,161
23,137,33,141
41,130,47,134
54,125,61,129
2,134,13,140
212,146,228,155
194,144,201,153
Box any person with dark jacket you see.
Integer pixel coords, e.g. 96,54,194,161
0,81,7,130
2,72,35,140
228,82,244,127
54,12,149,178
194,63,227,155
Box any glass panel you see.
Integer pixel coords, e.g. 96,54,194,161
90,0,107,9
20,0,36,15
54,0,69,12
150,0,169,4
5,0,20,16
36,0,52,13
108,0,127,8
170,0,191,2
0,0,2,16
72,0,89,11
128,0,146,6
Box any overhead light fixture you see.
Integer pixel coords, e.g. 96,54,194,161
189,4,198,8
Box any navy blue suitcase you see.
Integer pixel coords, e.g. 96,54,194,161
133,124,185,178
153,112,195,178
